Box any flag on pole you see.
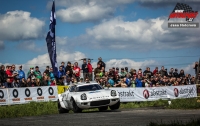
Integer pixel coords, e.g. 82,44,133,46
46,0,58,78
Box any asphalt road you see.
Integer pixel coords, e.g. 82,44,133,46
0,109,200,126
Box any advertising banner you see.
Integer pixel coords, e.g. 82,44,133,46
0,88,8,105
8,86,58,105
111,85,197,102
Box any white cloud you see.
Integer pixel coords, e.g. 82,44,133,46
54,0,135,23
0,11,45,41
17,41,44,52
56,36,68,45
81,16,200,50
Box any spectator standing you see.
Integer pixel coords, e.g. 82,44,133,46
87,59,93,81
18,65,25,81
65,62,73,78
168,68,174,78
159,66,167,77
82,59,88,81
61,62,65,74
179,69,185,78
43,66,50,77
58,66,65,79
6,66,15,83
0,65,7,85
153,67,158,75
73,62,81,82
119,68,127,79
27,67,34,78
49,67,55,81
97,57,106,69
135,75,143,87
94,63,101,80
173,69,179,78
11,65,18,80
143,67,149,77
34,66,42,80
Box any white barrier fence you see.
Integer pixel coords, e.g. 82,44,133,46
110,85,197,102
0,86,58,105
0,85,197,105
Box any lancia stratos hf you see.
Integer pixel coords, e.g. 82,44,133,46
57,82,120,113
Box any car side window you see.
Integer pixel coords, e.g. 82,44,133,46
69,86,76,92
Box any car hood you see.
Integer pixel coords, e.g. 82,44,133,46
79,90,111,100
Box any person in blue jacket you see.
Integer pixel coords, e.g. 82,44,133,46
135,75,143,87
57,66,65,79
18,65,25,81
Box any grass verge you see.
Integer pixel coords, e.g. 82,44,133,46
0,101,58,118
0,98,200,118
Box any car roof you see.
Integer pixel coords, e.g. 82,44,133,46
70,82,99,87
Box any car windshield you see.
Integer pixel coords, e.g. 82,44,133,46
76,84,103,92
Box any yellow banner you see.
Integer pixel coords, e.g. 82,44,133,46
57,86,69,94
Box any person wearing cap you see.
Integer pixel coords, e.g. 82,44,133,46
17,65,25,81
97,57,106,69
34,66,42,80
27,66,34,78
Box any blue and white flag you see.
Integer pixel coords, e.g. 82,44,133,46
46,1,58,77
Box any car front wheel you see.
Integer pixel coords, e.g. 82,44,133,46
58,101,69,114
72,99,82,113
109,101,120,110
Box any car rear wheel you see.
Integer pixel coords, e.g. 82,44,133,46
72,99,82,113
98,106,108,111
58,101,69,114
109,101,120,110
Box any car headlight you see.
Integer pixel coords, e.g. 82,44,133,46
111,90,117,96
81,93,87,100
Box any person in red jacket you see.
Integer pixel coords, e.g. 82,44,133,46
6,66,17,83
73,62,81,82
153,67,158,75
87,59,93,81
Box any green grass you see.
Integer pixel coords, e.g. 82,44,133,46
1,98,200,118
147,118,200,126
0,101,58,118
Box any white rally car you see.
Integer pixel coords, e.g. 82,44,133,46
57,82,120,113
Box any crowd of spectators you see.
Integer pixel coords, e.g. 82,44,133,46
0,57,199,88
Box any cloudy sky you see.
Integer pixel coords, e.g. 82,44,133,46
0,0,200,76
